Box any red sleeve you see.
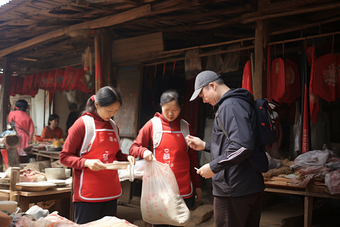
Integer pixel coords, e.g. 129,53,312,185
59,118,86,169
188,123,201,189
40,127,48,138
129,120,153,159
29,119,34,136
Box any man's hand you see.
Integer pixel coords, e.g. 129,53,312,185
143,150,153,162
185,135,206,151
197,163,215,179
84,159,105,171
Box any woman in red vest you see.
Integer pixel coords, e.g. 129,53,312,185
130,90,202,217
60,86,135,224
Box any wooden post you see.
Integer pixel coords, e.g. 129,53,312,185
100,29,113,86
9,167,20,202
254,20,264,100
0,56,11,132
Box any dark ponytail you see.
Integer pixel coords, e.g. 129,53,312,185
83,86,122,114
160,90,183,107
15,100,28,112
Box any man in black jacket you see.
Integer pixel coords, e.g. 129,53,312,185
186,70,265,227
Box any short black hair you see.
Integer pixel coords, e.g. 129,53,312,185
160,90,183,107
48,114,59,125
15,100,28,111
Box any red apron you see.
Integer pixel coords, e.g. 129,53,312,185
154,129,193,199
79,127,121,202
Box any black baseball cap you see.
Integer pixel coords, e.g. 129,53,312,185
190,70,221,101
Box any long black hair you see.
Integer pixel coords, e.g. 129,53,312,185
84,86,122,114
160,90,183,107
48,114,59,125
15,100,28,111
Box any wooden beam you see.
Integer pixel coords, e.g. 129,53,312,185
261,0,332,14
254,19,266,100
0,55,11,132
243,1,340,23
100,29,113,86
270,15,340,36
0,0,32,19
0,4,151,58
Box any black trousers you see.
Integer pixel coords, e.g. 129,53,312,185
214,191,264,227
152,195,195,227
74,199,118,224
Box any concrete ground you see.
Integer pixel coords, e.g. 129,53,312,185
116,178,340,227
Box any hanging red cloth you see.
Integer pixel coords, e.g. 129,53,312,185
266,46,272,101
271,58,285,103
45,70,55,91
15,76,25,95
279,59,301,103
307,44,319,124
28,74,38,97
10,76,17,96
242,60,253,95
313,53,337,102
55,68,65,92
75,69,90,93
39,71,49,90
63,67,78,91
22,74,32,95
33,71,42,91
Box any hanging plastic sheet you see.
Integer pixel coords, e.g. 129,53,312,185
241,60,253,95
206,52,223,73
185,49,202,79
279,59,301,103
221,44,240,73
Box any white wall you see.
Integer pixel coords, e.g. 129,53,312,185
31,89,51,135
53,91,70,135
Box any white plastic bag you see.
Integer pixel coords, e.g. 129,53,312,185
325,169,340,195
141,160,190,226
290,149,330,169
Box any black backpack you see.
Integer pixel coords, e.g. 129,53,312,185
216,98,278,173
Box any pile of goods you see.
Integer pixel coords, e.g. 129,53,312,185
15,212,137,227
263,144,340,195
32,138,64,150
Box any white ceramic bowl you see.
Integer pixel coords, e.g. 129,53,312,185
45,168,66,180
0,201,18,214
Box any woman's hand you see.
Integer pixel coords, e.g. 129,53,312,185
185,135,206,151
84,159,105,171
143,150,153,162
195,188,202,203
127,155,136,165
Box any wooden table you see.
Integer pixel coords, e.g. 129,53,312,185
264,176,340,227
0,187,71,218
26,148,61,162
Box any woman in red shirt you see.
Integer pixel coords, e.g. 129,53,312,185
130,90,202,217
8,100,34,157
60,86,135,224
41,114,64,139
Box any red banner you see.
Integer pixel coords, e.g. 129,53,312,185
63,67,78,91
46,70,55,91
279,59,301,103
55,68,65,92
